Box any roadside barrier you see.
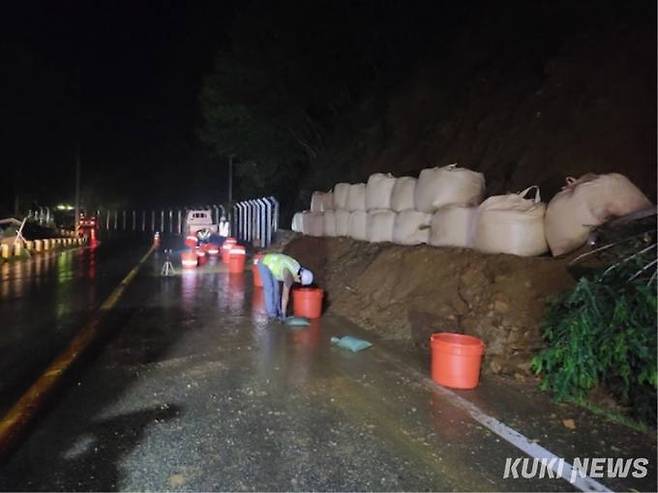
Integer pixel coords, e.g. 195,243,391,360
221,238,237,264
184,235,198,248
181,250,198,268
430,332,484,390
228,245,246,274
204,242,220,255
0,235,85,263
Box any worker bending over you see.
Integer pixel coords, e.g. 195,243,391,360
258,253,314,319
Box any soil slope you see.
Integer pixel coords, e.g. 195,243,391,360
283,236,574,376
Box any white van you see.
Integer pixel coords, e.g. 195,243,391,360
185,209,218,237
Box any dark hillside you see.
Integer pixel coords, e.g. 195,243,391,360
296,1,656,216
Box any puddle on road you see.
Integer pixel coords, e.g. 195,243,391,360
0,249,96,302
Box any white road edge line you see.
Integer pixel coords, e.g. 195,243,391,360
431,383,613,492
375,350,614,492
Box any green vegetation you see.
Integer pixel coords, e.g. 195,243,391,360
532,259,657,426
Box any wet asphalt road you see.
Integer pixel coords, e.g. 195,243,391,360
0,237,655,491
0,237,148,416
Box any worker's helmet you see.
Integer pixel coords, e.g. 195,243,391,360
299,267,314,286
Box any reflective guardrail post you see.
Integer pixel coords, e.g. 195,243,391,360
269,196,279,243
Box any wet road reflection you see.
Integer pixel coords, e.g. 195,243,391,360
0,240,149,415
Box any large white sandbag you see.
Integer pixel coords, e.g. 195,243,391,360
474,186,548,257
300,211,311,235
348,210,368,241
391,177,417,211
310,192,324,213
322,191,334,211
333,183,350,209
366,209,396,243
366,173,396,210
302,212,324,237
291,212,305,232
429,206,477,248
323,210,337,237
335,210,351,236
415,163,485,213
347,183,367,211
393,210,432,245
545,173,652,256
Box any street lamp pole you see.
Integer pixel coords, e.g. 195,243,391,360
74,142,81,234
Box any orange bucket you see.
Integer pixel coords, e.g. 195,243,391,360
252,253,264,287
292,287,324,319
430,332,484,389
181,250,198,268
228,245,246,274
222,238,237,264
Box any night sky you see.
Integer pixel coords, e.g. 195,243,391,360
3,1,236,212
2,1,654,217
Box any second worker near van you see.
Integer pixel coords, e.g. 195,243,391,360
257,253,314,320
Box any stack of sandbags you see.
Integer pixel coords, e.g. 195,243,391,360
415,163,485,213
544,173,652,256
333,183,350,210
310,192,324,213
323,210,337,237
291,212,304,233
322,191,334,211
391,177,416,212
474,186,548,257
366,173,396,210
349,210,368,241
311,191,334,212
429,205,477,248
335,210,351,236
367,209,396,243
347,183,367,212
393,210,432,245
302,212,324,237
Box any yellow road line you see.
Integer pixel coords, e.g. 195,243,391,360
0,244,155,460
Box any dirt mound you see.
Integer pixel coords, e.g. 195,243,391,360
284,236,574,376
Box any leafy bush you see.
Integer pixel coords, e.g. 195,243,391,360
532,266,657,425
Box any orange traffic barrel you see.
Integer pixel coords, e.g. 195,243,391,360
222,237,237,264
293,287,324,319
184,235,198,248
228,245,246,274
204,242,220,255
252,253,264,287
430,333,484,390
181,250,198,268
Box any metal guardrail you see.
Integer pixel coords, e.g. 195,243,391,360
25,201,279,247
232,196,278,247
92,205,228,235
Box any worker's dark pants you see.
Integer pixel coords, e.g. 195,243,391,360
258,264,281,318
